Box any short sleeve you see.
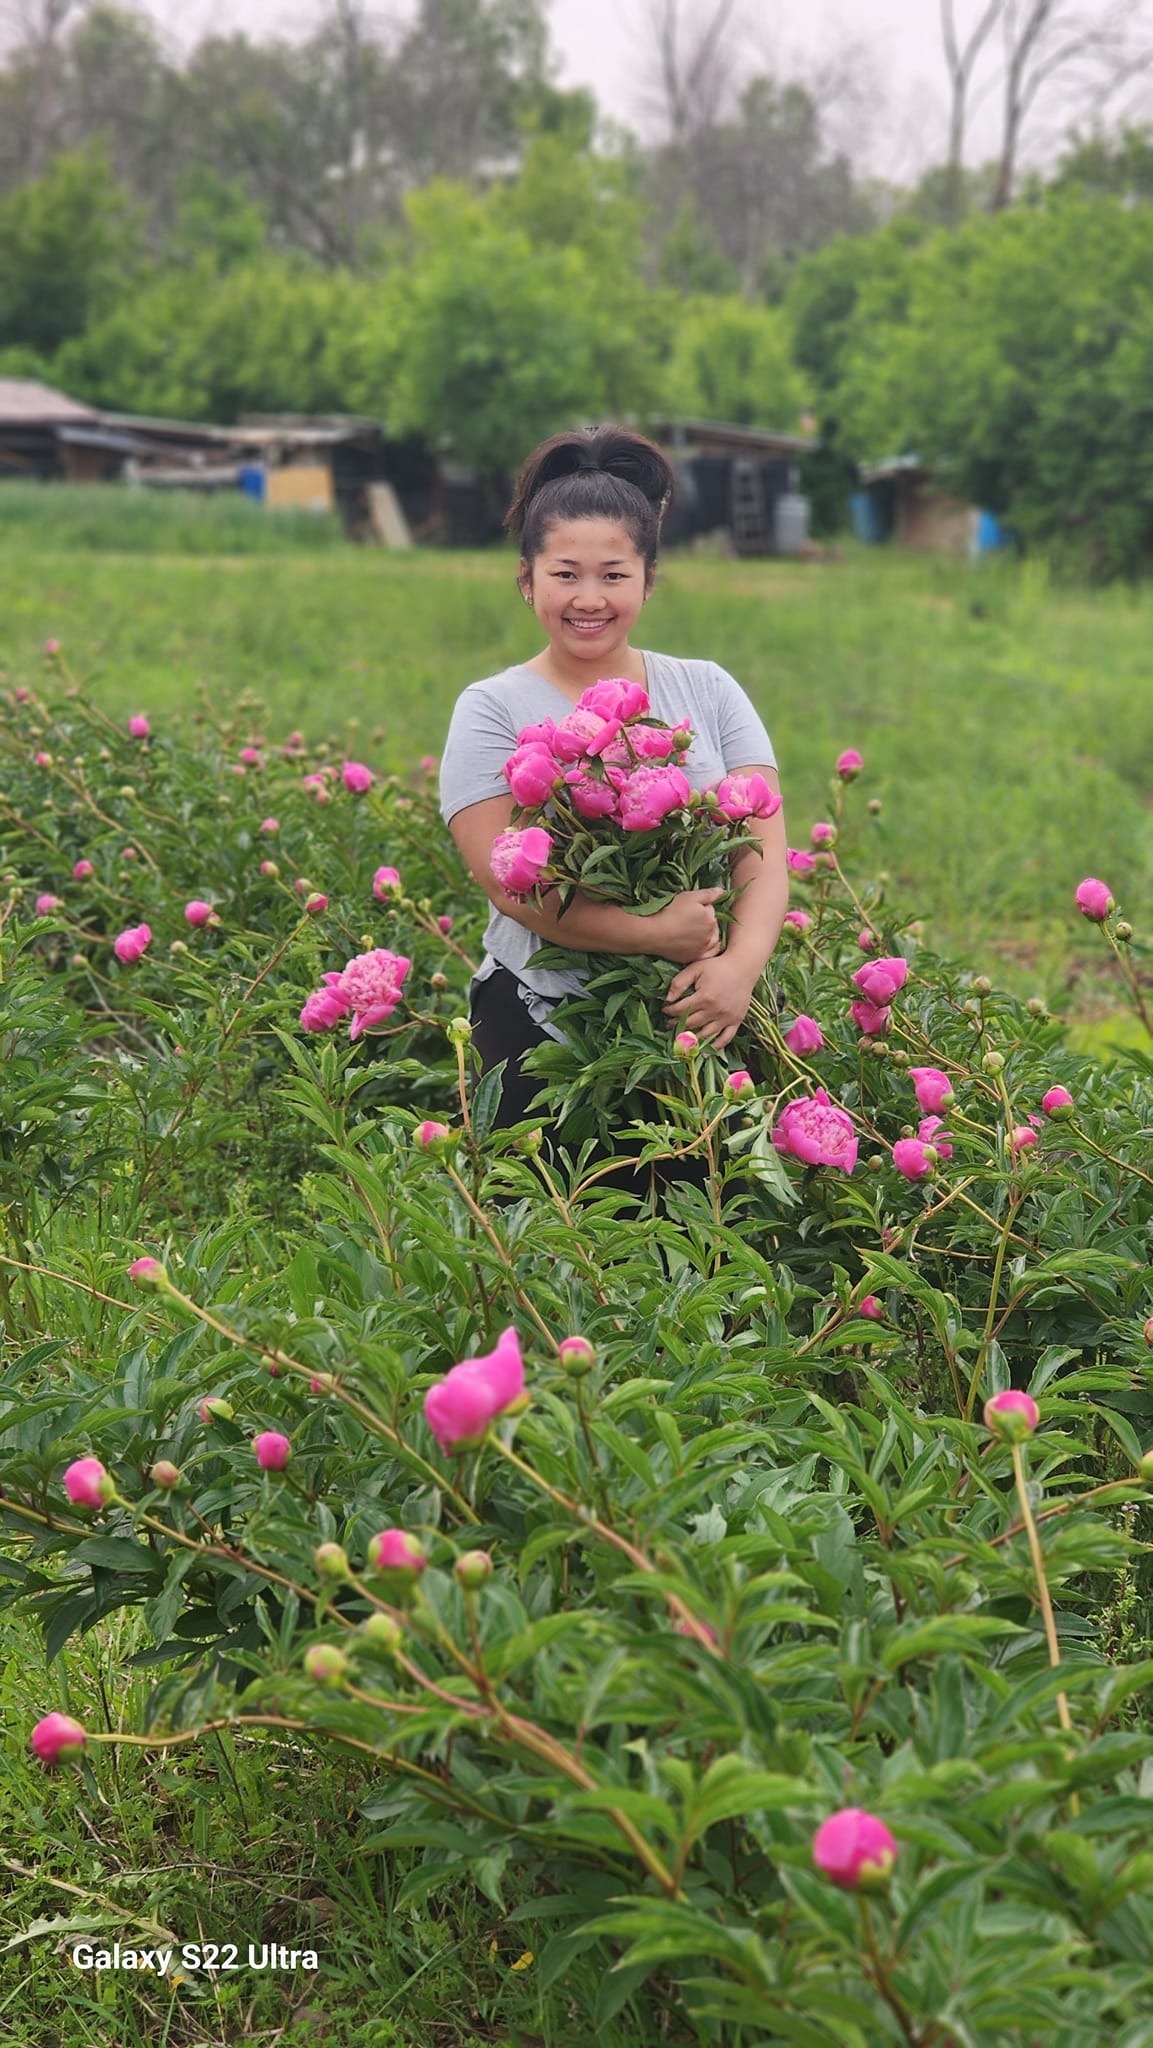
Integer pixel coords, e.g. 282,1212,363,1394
439,685,518,825
710,663,777,771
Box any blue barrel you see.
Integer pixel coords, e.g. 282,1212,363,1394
237,464,266,502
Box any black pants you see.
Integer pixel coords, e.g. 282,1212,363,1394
468,966,711,1207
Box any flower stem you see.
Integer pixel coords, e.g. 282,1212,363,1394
1010,1440,1075,1742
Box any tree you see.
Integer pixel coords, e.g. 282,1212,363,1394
0,141,137,353
660,295,809,428
940,0,1001,223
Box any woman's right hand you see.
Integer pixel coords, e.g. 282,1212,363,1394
645,887,726,964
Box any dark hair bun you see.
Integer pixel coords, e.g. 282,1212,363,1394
506,425,674,541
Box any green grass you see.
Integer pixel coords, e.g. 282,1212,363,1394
1,536,1149,1025
0,481,344,554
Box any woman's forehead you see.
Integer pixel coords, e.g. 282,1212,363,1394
536,517,643,564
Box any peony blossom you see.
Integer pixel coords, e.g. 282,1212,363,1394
1009,1124,1037,1152
850,1000,891,1036
73,858,94,880
564,767,619,820
918,1115,953,1161
343,761,374,793
424,1326,526,1454
35,894,62,914
261,817,279,834
813,1809,897,1889
1042,1085,1074,1118
304,893,328,915
184,900,216,927
772,1088,858,1173
368,1528,426,1572
785,1014,824,1056
858,929,878,952
892,1137,937,1180
240,746,263,767
627,723,678,760
711,772,781,823
612,762,691,831
490,826,552,897
674,1030,699,1055
64,1456,114,1507
576,677,650,721
31,1712,87,1764
853,956,909,1005
114,924,151,965
337,948,411,1039
199,1396,233,1424
34,751,52,768
128,714,150,739
516,716,558,750
129,1255,163,1285
787,847,816,874
783,909,811,932
723,1070,756,1101
437,914,453,935
909,1066,953,1114
504,743,563,807
414,1119,451,1147
550,706,622,762
373,866,401,898
1075,877,1113,921
300,973,351,1033
836,749,863,779
860,1295,884,1320
984,1388,1039,1439
810,821,836,848
253,1430,291,1470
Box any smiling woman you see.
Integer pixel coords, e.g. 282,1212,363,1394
438,422,788,1176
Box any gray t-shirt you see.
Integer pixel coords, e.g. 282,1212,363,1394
439,650,777,1018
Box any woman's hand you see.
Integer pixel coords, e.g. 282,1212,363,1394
663,951,760,1051
646,888,725,965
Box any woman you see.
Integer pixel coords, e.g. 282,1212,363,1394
439,423,789,1191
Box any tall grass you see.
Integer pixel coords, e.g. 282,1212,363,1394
0,480,343,553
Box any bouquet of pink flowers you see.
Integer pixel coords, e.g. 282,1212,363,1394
492,676,779,932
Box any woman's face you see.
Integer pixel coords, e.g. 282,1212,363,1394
522,517,651,668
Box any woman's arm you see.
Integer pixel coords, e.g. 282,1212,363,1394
662,766,788,1050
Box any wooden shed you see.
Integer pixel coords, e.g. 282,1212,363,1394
644,416,816,557
0,378,136,481
853,457,977,553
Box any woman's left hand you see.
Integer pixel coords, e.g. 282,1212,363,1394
663,952,760,1052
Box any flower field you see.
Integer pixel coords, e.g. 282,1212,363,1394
1,625,1152,2047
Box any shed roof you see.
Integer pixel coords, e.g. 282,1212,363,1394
0,379,101,425
645,415,816,457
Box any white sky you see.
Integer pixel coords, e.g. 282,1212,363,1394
131,0,1153,182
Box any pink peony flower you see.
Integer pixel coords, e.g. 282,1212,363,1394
184,900,216,927
35,894,62,914
1075,877,1113,921
199,1397,233,1424
772,1088,857,1173
304,893,328,915
424,1326,526,1454
858,928,878,952
129,1256,162,1284
300,973,350,1033
810,821,836,847
1009,1124,1037,1152
612,763,691,831
373,866,401,898
576,677,650,720
853,957,909,1005
437,914,453,935
787,848,816,874
984,1388,1039,1439
516,717,558,750
850,1000,891,1036
259,860,279,877
34,750,52,768
711,772,781,823
73,859,94,880
114,924,151,965
1042,1085,1074,1118
15,685,29,699
564,767,620,819
785,1014,824,1056
550,706,621,762
490,826,552,897
253,1430,291,1471
64,1456,113,1507
813,1809,897,1889
43,639,60,658
783,909,811,931
627,723,678,760
860,1295,884,1320
918,1115,953,1161
128,714,150,739
343,761,374,793
240,747,263,767
368,1528,426,1572
723,1069,756,1101
504,743,563,806
836,749,863,779
674,1030,699,1055
892,1137,937,1180
121,847,137,861
414,1119,450,1147
337,948,411,1039
910,1066,954,1114
261,817,279,835
31,1712,87,1764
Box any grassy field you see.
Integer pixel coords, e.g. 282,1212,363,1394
1,519,1150,1039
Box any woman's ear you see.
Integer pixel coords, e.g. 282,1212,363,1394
518,559,533,605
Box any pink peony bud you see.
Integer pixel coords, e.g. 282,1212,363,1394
558,1334,596,1376
343,761,374,793
151,1460,181,1488
772,1088,858,1173
121,847,137,861
918,1115,953,1161
368,1528,426,1573
454,1549,493,1591
43,639,61,658
34,894,63,914
253,1430,291,1470
1143,1315,1153,1349
810,821,836,848
184,900,215,927
420,755,438,773
786,848,816,875
813,1809,897,1890
199,1396,233,1424
783,909,811,932
892,1138,937,1180
31,1712,87,1764
505,742,564,806
836,749,863,779
259,859,279,877
785,1015,824,1056
64,1456,114,1507
34,750,52,768
373,865,401,898
723,1069,756,1101
129,1255,165,1287
858,928,878,952
1009,1125,1038,1152
1075,877,1113,922
128,714,150,739
15,684,30,699
710,771,781,823
304,893,328,915
73,859,94,880
850,999,891,1036
113,924,151,965
414,1119,451,1148
240,746,263,767
674,1030,699,1055
1041,1085,1074,1119
853,956,909,1006
424,1326,526,1454
261,817,279,834
859,1295,884,1321
304,1644,350,1688
436,914,454,935
983,1388,1040,1439
909,1066,953,1114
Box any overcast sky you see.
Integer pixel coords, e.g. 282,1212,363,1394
143,0,1128,182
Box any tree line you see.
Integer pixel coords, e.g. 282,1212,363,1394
1,0,1152,575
